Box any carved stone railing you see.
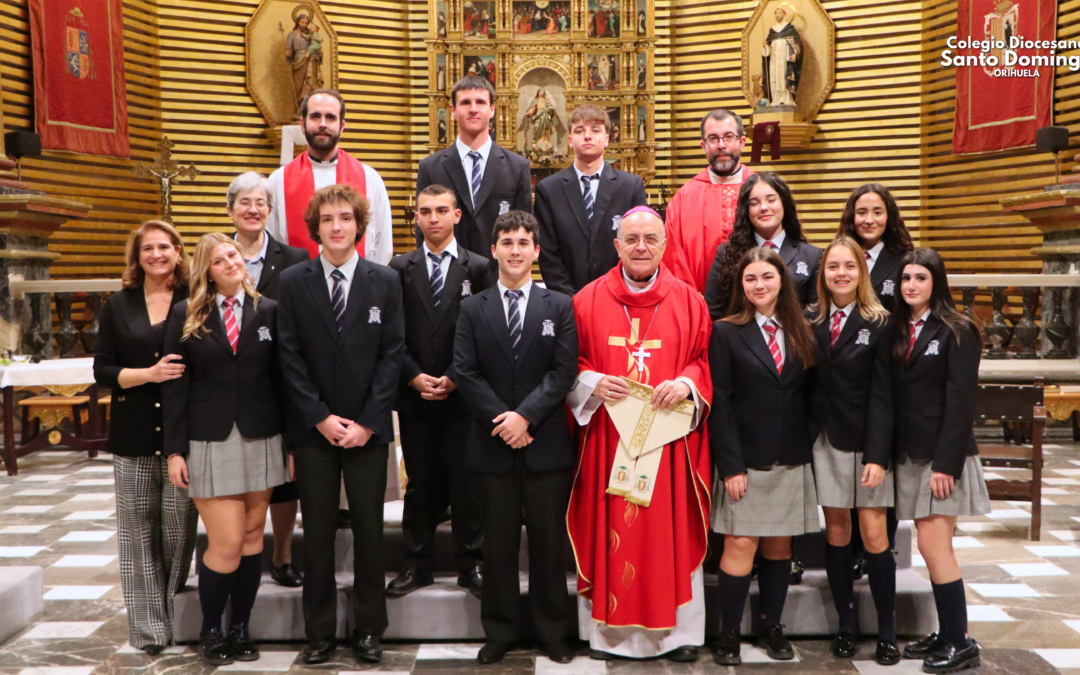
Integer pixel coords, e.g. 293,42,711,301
9,279,121,360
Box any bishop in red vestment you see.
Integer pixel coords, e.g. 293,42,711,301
567,207,713,660
663,110,753,293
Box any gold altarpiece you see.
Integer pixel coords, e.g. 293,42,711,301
426,0,657,185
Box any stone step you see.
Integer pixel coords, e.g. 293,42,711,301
173,567,935,642
195,502,915,575
0,566,43,643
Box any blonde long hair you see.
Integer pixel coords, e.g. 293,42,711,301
811,236,888,325
182,233,259,341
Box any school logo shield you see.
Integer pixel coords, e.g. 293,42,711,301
611,215,622,232
856,328,870,346
882,279,895,296
368,307,382,324
258,326,272,342
461,280,472,297
796,261,809,276
498,200,510,216
926,340,940,356
542,319,555,336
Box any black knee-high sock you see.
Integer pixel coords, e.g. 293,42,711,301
933,579,969,647
230,554,263,626
825,544,856,632
865,550,896,641
199,566,235,634
931,578,949,636
757,557,792,626
718,569,752,633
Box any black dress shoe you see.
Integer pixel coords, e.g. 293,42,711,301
540,640,574,664
876,639,901,665
667,645,699,662
711,630,741,665
903,632,946,659
352,631,382,663
759,622,794,660
589,648,615,660
270,562,303,587
141,645,165,656
790,554,804,585
302,638,335,664
338,509,351,529
199,627,234,666
478,641,513,664
852,551,867,581
228,621,259,662
386,567,434,598
830,631,857,658
457,565,483,599
922,639,979,674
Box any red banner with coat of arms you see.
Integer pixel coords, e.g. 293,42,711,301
29,0,130,157
952,0,1056,155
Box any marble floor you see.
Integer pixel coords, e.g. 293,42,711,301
3,445,1080,674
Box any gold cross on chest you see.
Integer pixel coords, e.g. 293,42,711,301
608,318,661,378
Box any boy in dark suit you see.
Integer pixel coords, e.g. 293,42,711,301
416,76,532,260
277,184,405,665
536,103,647,295
453,211,578,665
387,184,495,599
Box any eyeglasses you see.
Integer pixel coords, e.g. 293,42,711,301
703,133,742,147
621,234,664,248
237,199,269,209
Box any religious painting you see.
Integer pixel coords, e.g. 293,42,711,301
636,53,647,89
436,0,447,38
588,0,619,38
587,53,619,91
437,107,448,144
512,1,571,37
463,1,496,38
463,54,497,88
636,106,647,143
245,0,338,126
636,0,647,35
435,53,447,92
517,68,568,162
605,107,621,144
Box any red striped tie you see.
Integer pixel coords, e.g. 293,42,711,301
763,320,783,374
764,241,778,251
223,297,239,354
830,310,845,348
865,251,872,260
906,319,924,361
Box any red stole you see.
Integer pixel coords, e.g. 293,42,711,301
568,264,713,629
283,150,368,259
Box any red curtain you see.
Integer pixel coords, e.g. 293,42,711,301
30,0,130,157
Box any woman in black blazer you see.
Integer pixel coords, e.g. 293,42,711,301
836,184,914,313
893,248,988,674
708,246,819,666
806,237,898,665
704,172,823,319
93,220,195,655
163,233,288,666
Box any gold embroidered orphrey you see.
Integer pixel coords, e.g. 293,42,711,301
604,378,695,507
608,318,660,383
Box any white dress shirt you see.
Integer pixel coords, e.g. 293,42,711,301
236,233,270,288
217,291,245,330
754,229,787,249
756,312,784,364
423,239,459,279
320,251,360,306
456,136,493,206
830,301,855,336
910,308,931,340
865,241,885,273
496,279,532,326
573,162,605,200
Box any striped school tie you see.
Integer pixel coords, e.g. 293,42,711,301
223,297,239,353
506,289,523,357
330,269,346,332
906,319,924,361
581,173,599,221
468,150,482,208
830,310,845,348
764,241,778,251
763,319,783,374
428,251,448,307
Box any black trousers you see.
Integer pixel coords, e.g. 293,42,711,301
399,396,482,575
295,442,389,639
475,455,572,645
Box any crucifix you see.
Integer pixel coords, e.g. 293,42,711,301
608,318,661,380
631,343,652,373
133,136,201,222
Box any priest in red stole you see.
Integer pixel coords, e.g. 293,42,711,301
567,206,712,661
266,89,393,265
662,109,752,293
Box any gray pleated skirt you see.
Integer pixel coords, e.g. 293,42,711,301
894,453,991,521
812,432,894,509
184,424,288,499
712,463,819,537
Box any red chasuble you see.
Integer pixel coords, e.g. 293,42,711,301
568,264,713,629
283,150,368,259
662,167,753,293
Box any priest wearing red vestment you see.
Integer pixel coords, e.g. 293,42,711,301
567,206,713,662
662,110,753,293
